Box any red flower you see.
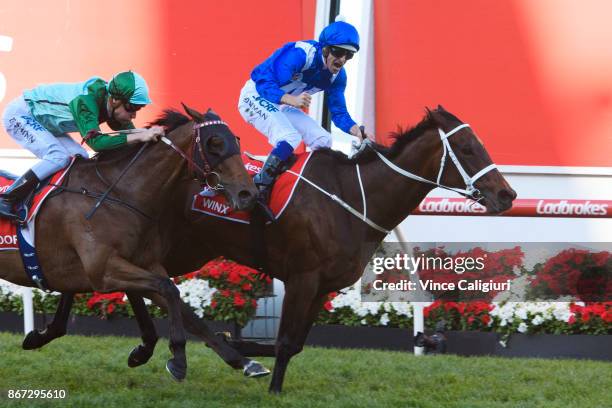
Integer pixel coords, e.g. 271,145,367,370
183,271,199,280
228,270,242,285
480,315,491,325
211,300,217,309
233,293,246,308
592,251,610,267
208,268,222,279
323,301,333,311
220,289,231,298
568,315,576,325
241,283,253,291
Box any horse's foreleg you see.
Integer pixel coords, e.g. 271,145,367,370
269,279,326,394
102,257,187,381
126,292,159,368
146,293,270,377
22,292,74,350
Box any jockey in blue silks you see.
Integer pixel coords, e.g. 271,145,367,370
237,19,374,208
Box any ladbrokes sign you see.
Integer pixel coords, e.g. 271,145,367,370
415,198,487,215
412,198,612,218
536,200,608,216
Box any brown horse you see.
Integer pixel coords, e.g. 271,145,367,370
0,105,257,381
26,106,516,391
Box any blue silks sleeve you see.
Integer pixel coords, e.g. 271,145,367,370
327,70,357,134
253,46,307,104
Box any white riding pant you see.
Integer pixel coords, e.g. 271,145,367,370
237,79,332,150
1,96,88,179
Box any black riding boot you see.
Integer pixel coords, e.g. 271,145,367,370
253,153,289,221
0,170,40,221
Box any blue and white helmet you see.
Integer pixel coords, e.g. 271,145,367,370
318,18,360,52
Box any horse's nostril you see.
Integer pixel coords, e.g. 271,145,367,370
498,189,516,204
239,190,254,203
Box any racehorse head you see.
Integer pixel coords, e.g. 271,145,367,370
181,104,257,211
424,105,516,213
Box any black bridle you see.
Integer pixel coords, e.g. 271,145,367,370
79,116,241,219
172,118,241,190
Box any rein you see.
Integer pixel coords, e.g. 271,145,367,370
82,119,228,219
291,123,497,234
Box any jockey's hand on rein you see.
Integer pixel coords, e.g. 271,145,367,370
350,124,375,143
127,126,165,144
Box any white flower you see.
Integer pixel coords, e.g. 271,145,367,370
517,322,528,333
532,315,544,326
379,313,390,326
177,278,215,318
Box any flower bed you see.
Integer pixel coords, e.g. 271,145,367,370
1,248,610,338
317,284,611,337
529,248,611,302
0,258,271,327
415,246,524,301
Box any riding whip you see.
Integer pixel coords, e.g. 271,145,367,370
85,142,150,220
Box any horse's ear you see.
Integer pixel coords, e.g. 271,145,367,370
206,108,221,119
428,108,445,126
182,102,204,122
437,104,446,112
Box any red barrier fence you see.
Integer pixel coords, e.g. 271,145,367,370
412,198,612,218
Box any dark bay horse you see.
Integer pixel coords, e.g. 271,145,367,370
0,105,257,381
25,106,516,391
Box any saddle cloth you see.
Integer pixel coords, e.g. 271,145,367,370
191,152,313,223
0,160,74,251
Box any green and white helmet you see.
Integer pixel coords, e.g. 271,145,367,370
107,71,152,105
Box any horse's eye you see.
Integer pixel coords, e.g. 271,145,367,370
206,136,226,154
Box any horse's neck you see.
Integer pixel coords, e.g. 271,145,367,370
348,135,441,232
120,123,192,209
139,122,192,194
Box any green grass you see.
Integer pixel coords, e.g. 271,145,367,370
0,332,610,408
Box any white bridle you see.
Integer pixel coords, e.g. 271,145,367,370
371,123,497,200
288,123,498,234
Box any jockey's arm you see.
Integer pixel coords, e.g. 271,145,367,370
253,46,307,105
327,73,356,134
69,94,129,151
328,75,374,142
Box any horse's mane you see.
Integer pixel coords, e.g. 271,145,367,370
149,109,191,132
315,108,461,165
93,109,191,163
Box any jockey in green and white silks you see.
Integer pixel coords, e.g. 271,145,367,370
0,70,164,221
237,19,374,211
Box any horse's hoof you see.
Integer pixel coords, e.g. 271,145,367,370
243,360,271,378
128,345,154,368
268,387,282,395
22,330,47,350
165,359,187,382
